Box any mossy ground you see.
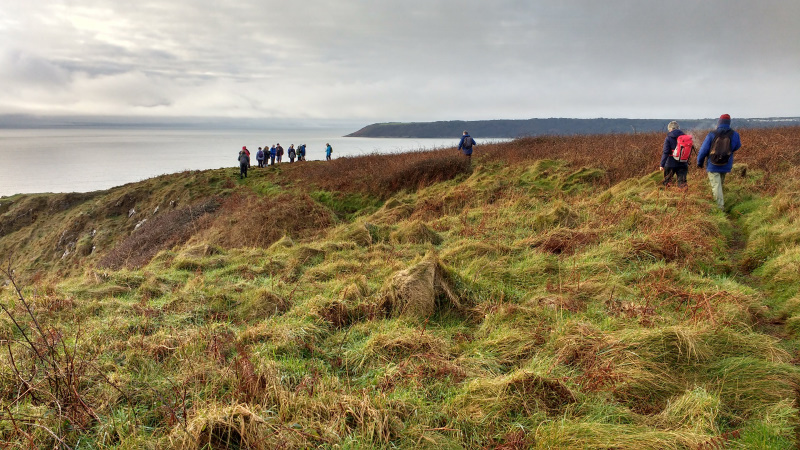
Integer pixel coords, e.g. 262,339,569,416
2,128,800,448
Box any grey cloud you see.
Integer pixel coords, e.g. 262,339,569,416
0,0,798,119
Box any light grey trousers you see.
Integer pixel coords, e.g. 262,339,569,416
707,172,727,210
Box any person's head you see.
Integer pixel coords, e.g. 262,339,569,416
242,146,247,150
667,121,679,131
463,130,468,135
718,114,731,126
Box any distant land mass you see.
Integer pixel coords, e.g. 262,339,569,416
346,117,800,138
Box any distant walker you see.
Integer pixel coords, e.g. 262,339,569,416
458,130,475,163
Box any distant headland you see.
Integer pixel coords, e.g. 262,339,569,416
346,117,800,138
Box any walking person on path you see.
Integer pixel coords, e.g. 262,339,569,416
659,121,691,188
697,114,742,210
269,145,277,166
288,145,296,163
298,144,306,161
238,148,250,179
325,143,333,161
458,131,475,163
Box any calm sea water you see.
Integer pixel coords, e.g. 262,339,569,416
0,128,471,197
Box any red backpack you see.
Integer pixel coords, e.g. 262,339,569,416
672,134,693,163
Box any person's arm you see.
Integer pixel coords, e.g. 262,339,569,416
458,136,465,150
732,132,742,152
660,137,671,169
696,133,713,168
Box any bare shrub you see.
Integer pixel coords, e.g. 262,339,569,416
99,198,220,269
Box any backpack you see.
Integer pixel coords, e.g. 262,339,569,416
672,134,693,162
709,129,734,166
463,136,474,149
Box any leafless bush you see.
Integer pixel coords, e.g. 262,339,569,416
99,198,220,269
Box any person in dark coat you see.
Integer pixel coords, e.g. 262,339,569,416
238,149,250,178
288,145,296,163
276,144,284,163
241,146,251,168
659,121,689,188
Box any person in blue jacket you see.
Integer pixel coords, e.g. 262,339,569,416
298,144,306,161
458,131,475,162
659,121,688,188
269,145,277,166
696,114,742,210
325,143,333,161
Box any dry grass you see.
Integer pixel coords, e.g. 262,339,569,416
99,198,219,269
200,191,335,249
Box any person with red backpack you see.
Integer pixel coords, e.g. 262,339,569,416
697,114,742,210
660,121,692,188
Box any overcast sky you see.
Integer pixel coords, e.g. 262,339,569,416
1,0,798,122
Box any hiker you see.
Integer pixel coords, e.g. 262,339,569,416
242,146,251,168
238,149,250,178
458,130,475,163
256,147,265,168
659,121,692,188
298,144,306,161
697,114,742,210
288,145,296,163
276,143,284,163
325,143,333,161
269,145,277,165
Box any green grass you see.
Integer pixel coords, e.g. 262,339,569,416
3,133,800,448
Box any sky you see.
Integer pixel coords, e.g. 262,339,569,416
1,0,799,123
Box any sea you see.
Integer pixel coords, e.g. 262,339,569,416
0,127,471,197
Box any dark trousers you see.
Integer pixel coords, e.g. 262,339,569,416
663,167,687,187
240,163,248,178
270,156,275,165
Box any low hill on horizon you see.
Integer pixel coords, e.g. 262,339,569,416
347,117,800,138
2,127,800,448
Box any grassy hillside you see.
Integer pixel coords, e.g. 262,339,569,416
2,127,800,448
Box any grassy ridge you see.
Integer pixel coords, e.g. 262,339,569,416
1,127,800,448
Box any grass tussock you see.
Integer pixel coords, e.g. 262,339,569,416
378,254,464,319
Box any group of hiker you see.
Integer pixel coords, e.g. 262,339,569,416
237,143,334,178
235,119,740,211
660,114,742,210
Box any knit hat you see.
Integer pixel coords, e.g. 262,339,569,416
718,114,731,126
667,121,679,131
